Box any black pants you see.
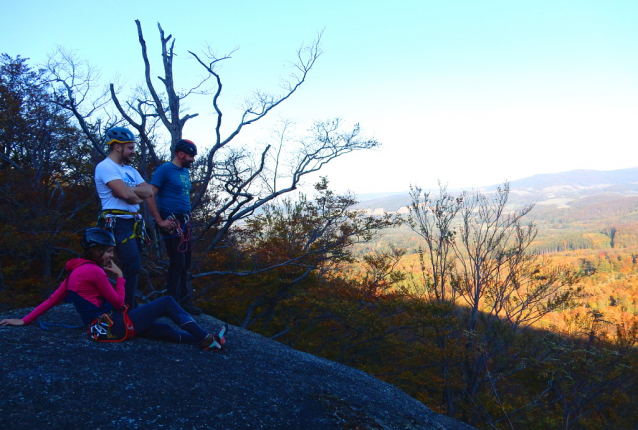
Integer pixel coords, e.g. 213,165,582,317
162,215,192,302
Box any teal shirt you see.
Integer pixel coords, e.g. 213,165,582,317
150,162,191,214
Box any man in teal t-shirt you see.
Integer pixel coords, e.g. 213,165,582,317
147,139,201,315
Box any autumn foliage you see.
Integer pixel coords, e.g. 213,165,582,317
3,54,638,429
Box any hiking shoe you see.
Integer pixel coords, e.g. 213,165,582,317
180,299,202,316
201,324,228,352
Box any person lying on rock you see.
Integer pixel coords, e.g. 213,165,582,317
0,228,226,351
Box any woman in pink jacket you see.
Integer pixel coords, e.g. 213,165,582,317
0,228,225,351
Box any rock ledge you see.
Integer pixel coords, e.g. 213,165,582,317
0,304,474,430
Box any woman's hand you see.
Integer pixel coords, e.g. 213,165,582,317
103,259,124,279
0,318,25,326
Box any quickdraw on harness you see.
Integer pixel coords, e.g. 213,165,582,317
97,209,151,246
202,324,228,352
161,213,191,253
88,305,136,342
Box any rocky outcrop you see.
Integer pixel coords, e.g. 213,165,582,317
0,304,474,429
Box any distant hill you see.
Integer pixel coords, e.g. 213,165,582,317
354,167,638,214
506,167,638,191
356,191,408,202
353,193,413,213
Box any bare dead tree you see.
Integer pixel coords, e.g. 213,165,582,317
129,21,205,147
450,184,583,425
198,178,400,330
45,47,112,157
261,116,296,194
116,21,380,257
109,84,163,172
408,183,464,303
186,26,326,211
453,183,536,332
407,182,584,423
46,21,382,304
407,182,465,416
200,118,379,252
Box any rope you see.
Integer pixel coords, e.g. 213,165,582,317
177,217,191,253
165,214,190,253
38,320,83,330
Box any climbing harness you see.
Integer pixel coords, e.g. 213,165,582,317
97,209,151,246
35,261,136,342
202,324,228,352
174,214,190,253
87,305,136,342
159,213,191,253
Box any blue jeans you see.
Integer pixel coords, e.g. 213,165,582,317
112,218,141,309
113,297,208,344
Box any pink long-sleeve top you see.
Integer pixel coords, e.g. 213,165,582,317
23,258,126,326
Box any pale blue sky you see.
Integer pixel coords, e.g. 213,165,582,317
2,0,637,194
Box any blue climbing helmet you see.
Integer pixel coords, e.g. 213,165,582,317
81,228,116,249
175,139,197,156
105,127,136,145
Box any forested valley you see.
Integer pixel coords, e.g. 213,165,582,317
2,23,638,429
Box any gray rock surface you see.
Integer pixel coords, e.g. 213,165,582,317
0,304,475,430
